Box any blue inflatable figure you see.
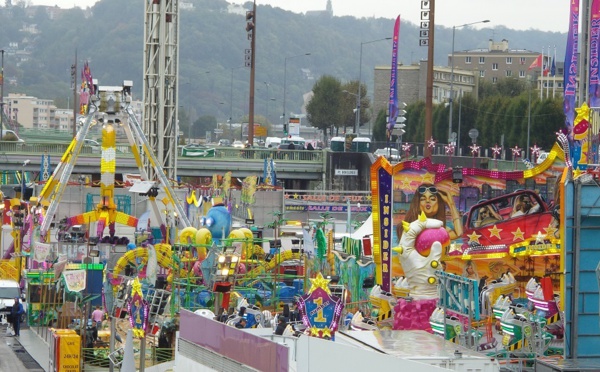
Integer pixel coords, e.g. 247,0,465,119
200,203,231,244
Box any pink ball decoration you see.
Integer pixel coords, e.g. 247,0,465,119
414,227,450,256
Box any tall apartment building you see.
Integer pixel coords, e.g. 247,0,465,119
6,93,62,130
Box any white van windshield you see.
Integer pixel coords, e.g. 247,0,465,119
0,286,20,299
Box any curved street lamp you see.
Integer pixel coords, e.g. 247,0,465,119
357,37,392,134
448,20,490,147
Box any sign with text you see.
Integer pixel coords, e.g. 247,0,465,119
58,333,81,372
285,204,372,213
335,169,358,176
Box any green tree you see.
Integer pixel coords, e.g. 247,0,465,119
192,115,218,139
306,75,343,144
372,109,388,142
340,81,358,133
340,80,373,135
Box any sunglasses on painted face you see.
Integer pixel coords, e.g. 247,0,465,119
418,186,438,194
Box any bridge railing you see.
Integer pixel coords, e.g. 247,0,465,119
0,141,324,162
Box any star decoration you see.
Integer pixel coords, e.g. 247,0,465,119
310,326,320,336
511,146,522,158
469,144,481,156
530,144,541,157
321,327,332,338
293,193,300,199
544,224,558,237
421,172,435,184
491,145,502,158
487,225,503,239
511,227,525,241
131,277,143,297
308,272,331,295
402,143,413,152
574,102,590,123
467,231,481,244
445,144,455,155
400,178,412,189
427,137,437,149
573,167,583,179
534,231,547,244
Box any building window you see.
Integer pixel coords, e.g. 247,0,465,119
465,56,472,64
492,63,499,70
479,57,485,64
519,70,526,78
480,70,485,77
520,57,526,65
506,70,512,77
492,77,498,83
506,57,512,64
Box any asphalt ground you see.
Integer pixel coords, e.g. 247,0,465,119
0,324,44,372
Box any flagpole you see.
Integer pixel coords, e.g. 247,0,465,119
546,45,550,98
540,46,543,100
553,45,556,98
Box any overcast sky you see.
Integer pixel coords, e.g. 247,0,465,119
31,0,571,33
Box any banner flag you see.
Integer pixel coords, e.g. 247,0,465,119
564,0,579,145
528,54,542,70
589,0,600,109
386,15,400,136
63,269,87,292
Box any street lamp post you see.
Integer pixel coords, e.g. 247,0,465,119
283,53,311,134
1,49,4,136
357,37,392,134
448,20,490,143
264,81,270,122
342,90,359,134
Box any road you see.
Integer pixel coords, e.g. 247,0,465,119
0,324,45,372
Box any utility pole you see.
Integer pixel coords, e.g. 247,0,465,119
246,1,256,146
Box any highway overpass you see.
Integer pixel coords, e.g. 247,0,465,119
0,141,327,181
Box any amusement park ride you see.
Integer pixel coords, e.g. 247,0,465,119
1,7,600,366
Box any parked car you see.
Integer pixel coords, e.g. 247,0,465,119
536,151,549,164
218,139,231,147
232,140,245,148
83,139,101,153
0,129,25,143
374,148,400,160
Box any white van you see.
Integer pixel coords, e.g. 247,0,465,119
1,129,25,143
0,279,24,324
265,137,281,148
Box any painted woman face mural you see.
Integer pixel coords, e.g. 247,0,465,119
398,183,462,242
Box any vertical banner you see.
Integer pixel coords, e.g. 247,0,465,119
590,0,600,109
375,166,392,292
386,16,400,138
564,0,579,147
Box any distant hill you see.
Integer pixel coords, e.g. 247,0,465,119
0,0,567,125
